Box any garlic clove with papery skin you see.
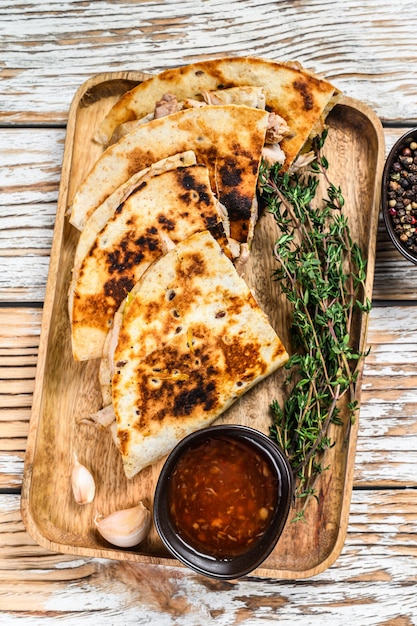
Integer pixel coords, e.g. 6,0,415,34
94,502,151,548
71,453,96,505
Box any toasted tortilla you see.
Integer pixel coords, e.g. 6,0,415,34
69,105,269,243
108,85,268,145
70,164,230,361
71,151,198,269
95,56,340,169
110,230,289,479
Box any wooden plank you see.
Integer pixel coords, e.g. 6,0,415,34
354,305,417,485
2,491,417,622
1,302,417,494
1,125,415,302
374,223,417,300
0,127,64,301
0,257,51,302
0,308,40,484
1,1,417,126
0,128,64,207
1,125,415,304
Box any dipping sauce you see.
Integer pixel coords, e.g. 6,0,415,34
168,435,279,558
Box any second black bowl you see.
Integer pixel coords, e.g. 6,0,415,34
382,128,417,264
153,424,293,580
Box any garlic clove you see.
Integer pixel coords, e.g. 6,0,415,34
71,453,96,505
94,501,151,548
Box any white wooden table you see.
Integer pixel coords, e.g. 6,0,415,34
2,1,417,623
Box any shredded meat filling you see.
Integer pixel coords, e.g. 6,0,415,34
265,112,293,144
262,144,286,166
154,93,181,119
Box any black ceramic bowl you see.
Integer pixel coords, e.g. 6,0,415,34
382,128,417,264
153,424,293,580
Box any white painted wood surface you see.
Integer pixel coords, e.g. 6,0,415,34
2,0,417,622
1,0,417,125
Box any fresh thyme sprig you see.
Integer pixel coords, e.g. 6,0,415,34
258,131,371,521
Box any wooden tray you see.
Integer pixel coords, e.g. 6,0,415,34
21,71,385,579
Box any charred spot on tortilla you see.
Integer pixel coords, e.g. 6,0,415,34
173,380,218,416
167,289,176,301
181,170,201,188
220,336,268,376
117,429,130,452
106,245,146,273
175,167,212,203
222,189,252,220
204,217,226,238
219,162,243,188
137,352,220,421
178,251,207,279
157,214,176,231
104,275,135,301
293,79,315,111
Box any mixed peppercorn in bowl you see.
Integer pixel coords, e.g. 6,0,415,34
382,128,417,264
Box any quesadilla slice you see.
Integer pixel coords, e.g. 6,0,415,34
108,85,268,145
109,230,289,479
69,164,230,361
72,151,197,269
69,105,269,244
95,56,340,169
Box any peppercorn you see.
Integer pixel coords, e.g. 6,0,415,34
386,135,417,254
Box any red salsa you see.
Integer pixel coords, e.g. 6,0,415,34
168,435,279,558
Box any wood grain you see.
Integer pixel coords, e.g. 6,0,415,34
3,491,417,623
2,304,417,491
3,126,417,303
1,0,417,126
2,1,417,620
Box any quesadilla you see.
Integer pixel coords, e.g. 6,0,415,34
69,164,230,361
107,85,268,145
94,56,340,170
69,105,269,245
71,150,198,274
108,230,289,479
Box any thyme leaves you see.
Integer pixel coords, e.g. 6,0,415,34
259,132,371,519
